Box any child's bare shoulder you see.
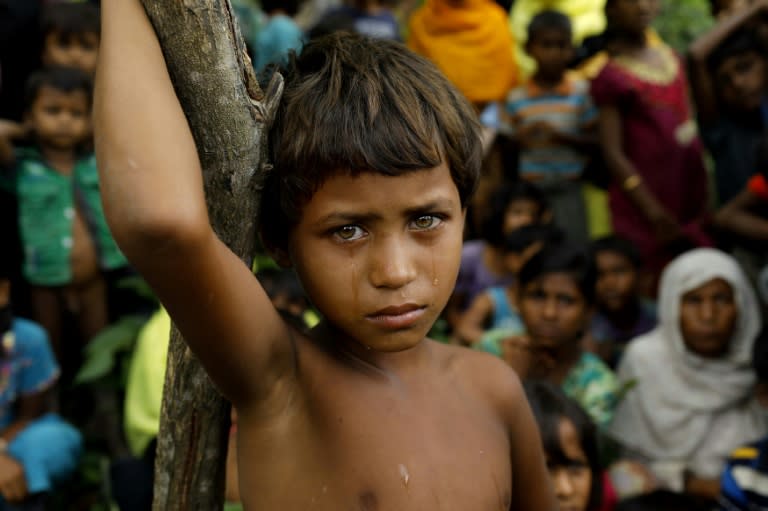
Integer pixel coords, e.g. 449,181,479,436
432,341,527,420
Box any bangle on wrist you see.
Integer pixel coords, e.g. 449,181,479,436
622,174,642,191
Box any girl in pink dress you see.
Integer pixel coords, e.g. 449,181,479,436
591,0,712,295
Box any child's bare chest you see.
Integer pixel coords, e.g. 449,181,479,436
237,371,513,510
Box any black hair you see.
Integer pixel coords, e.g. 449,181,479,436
756,133,768,181
41,2,100,39
308,12,357,40
754,327,768,383
527,9,573,44
23,66,93,111
524,380,602,511
503,224,563,255
517,239,598,304
261,0,301,17
589,235,641,269
260,32,481,253
480,181,549,247
708,28,767,74
614,489,712,511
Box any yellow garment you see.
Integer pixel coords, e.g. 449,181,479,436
510,0,606,79
408,0,517,104
124,307,170,457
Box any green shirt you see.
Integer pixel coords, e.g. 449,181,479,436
10,148,126,285
562,351,619,428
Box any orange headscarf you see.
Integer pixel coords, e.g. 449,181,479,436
408,0,518,104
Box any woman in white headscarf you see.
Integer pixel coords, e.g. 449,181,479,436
608,248,767,499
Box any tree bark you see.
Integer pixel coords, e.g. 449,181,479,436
137,1,283,508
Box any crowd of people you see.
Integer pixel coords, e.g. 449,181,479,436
1,0,768,509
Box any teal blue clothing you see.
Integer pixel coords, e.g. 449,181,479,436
562,351,619,428
8,148,127,286
254,14,304,71
476,287,525,357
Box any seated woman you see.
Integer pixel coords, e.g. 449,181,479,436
609,248,768,500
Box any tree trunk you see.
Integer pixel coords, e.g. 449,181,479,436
137,1,283,508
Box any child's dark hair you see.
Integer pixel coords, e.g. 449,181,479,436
589,235,641,269
614,489,712,511
524,380,602,511
260,33,482,252
517,239,597,304
707,28,766,75
503,224,563,255
527,9,573,44
41,2,100,40
23,66,93,111
480,181,549,247
756,133,768,181
753,327,768,383
261,0,301,17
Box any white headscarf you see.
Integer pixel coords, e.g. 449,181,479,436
609,248,767,484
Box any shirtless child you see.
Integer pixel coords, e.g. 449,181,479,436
94,1,556,509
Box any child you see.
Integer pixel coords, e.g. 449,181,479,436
95,2,557,509
505,9,599,244
0,264,82,510
609,249,767,500
718,326,768,510
525,380,603,511
0,67,126,362
314,0,400,40
453,223,560,351
448,181,550,329
40,2,100,76
587,235,657,368
253,0,305,72
689,1,768,205
592,0,712,296
514,240,619,428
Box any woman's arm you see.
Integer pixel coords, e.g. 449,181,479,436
714,188,768,240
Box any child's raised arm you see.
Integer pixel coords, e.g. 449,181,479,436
94,0,295,409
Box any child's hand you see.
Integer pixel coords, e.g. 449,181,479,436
517,121,557,149
0,453,28,503
500,334,533,378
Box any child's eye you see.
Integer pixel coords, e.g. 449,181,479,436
333,225,365,242
410,214,442,230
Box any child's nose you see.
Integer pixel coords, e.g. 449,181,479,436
369,237,417,289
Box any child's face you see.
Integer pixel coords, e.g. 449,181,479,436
595,250,638,312
287,163,465,353
527,29,574,79
503,199,541,235
503,242,544,276
679,278,738,359
550,418,592,511
608,0,660,35
26,85,90,151
42,31,100,75
518,272,590,350
715,51,767,112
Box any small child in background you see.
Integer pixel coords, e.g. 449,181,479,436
514,240,619,428
524,380,605,511
689,1,768,205
505,10,598,244
40,2,100,76
253,0,305,72
718,326,768,510
256,267,316,327
586,235,656,368
0,264,82,510
0,67,126,363
447,181,550,330
453,224,561,353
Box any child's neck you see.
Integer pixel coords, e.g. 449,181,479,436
39,144,77,175
601,300,641,331
610,31,647,54
532,71,566,90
